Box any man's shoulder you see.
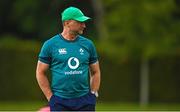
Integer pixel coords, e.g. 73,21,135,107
44,34,59,45
78,35,94,45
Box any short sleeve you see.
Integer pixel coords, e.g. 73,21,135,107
38,41,52,64
89,41,98,64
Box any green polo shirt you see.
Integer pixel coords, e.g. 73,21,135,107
38,34,98,98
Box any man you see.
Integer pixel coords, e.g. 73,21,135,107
36,6,101,111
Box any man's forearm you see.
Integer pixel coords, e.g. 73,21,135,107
36,73,53,101
90,73,101,92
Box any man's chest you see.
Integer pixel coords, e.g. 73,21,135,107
51,44,90,64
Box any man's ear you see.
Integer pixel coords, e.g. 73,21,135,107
64,20,71,26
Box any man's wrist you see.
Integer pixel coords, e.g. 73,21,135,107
47,94,53,101
91,91,99,97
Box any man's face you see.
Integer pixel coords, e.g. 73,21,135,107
66,20,86,35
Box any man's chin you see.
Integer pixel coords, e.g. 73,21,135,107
73,31,83,35
78,31,83,35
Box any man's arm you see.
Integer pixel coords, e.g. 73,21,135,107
89,61,101,95
36,61,52,101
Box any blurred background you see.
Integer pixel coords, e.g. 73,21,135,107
0,0,180,111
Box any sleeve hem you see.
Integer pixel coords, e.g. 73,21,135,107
89,60,98,65
38,58,50,64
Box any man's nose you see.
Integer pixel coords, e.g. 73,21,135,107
82,23,86,28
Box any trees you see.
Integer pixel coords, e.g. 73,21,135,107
99,0,180,104
1,0,180,103
0,0,94,40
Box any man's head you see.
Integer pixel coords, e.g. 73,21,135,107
61,7,91,35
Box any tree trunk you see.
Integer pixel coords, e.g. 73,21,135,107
91,0,108,40
140,58,149,106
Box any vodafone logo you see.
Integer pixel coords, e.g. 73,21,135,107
68,57,79,69
65,57,82,75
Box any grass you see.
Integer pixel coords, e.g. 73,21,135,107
0,101,180,111
0,101,45,111
97,102,180,111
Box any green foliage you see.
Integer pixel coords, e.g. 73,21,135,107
0,34,41,52
0,36,44,101
101,0,180,59
1,0,180,103
150,56,180,102
0,0,95,40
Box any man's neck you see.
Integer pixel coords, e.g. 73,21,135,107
61,31,78,41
